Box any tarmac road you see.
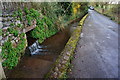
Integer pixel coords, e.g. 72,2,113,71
69,9,119,78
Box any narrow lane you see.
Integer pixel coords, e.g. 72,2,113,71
69,10,118,78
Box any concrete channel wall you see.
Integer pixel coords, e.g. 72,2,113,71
46,14,88,78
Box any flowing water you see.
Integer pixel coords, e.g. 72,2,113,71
5,22,79,78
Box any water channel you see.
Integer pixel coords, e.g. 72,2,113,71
5,22,79,78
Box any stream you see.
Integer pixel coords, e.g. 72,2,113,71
5,22,79,78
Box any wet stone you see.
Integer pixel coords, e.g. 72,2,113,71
2,27,9,30
15,20,21,25
58,63,61,68
61,64,65,69
14,37,17,40
53,72,58,78
63,55,69,61
62,53,67,57
66,52,71,56
15,39,19,43
3,33,6,36
11,40,15,44
1,40,4,44
23,29,25,33
54,67,59,72
5,36,8,41
58,71,62,76
8,34,12,37
17,38,20,41
61,60,67,65
34,24,37,27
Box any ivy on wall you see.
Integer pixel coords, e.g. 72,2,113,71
1,33,26,69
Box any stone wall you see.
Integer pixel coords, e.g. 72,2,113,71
0,2,36,79
1,2,32,12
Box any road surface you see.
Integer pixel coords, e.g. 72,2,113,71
69,9,119,78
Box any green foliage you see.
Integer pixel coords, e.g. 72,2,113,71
110,17,115,20
22,8,58,43
26,14,32,26
1,33,26,69
43,16,53,28
29,8,40,19
13,11,18,17
10,23,14,26
1,40,18,69
31,14,58,43
58,2,72,16
14,31,19,37
20,33,25,38
17,24,23,28
94,3,119,23
6,32,9,36
13,9,23,21
17,9,23,21
24,8,41,26
28,2,88,44
7,28,13,32
24,7,30,14
7,28,19,37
